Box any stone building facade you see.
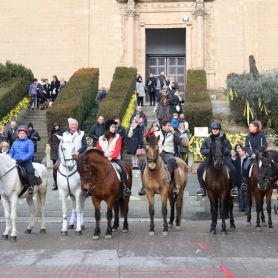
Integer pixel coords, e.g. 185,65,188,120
0,0,277,92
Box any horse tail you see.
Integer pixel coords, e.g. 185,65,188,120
118,197,124,217
36,191,42,218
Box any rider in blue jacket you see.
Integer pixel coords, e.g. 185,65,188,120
9,125,35,195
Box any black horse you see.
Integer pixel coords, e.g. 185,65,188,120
204,134,235,235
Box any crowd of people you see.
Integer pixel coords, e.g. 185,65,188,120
28,75,66,110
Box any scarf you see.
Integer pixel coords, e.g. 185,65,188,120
250,130,259,135
128,124,137,138
211,133,220,139
27,129,35,139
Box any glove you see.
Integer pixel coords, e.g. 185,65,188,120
16,159,23,165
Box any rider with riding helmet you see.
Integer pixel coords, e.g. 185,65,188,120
196,122,238,197
52,118,87,190
241,120,267,191
96,119,132,197
9,125,36,195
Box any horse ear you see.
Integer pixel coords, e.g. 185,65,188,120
145,136,149,144
56,134,63,141
156,135,160,143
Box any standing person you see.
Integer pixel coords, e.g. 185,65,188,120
146,73,157,106
241,120,267,191
136,75,146,106
127,119,143,170
27,123,41,162
52,118,87,191
196,122,238,197
96,120,132,197
97,87,107,102
130,106,148,128
59,79,66,93
156,71,166,91
0,142,10,154
177,122,189,162
165,76,170,86
7,121,18,147
145,122,160,138
89,116,105,147
37,78,47,109
44,78,51,99
169,89,184,115
234,146,249,213
28,78,38,110
171,113,180,129
115,118,126,159
51,75,60,101
0,125,8,144
9,126,35,195
156,97,172,126
169,77,179,94
48,122,62,166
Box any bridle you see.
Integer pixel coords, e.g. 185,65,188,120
60,142,76,168
257,156,278,185
0,165,17,179
146,148,162,171
211,142,224,169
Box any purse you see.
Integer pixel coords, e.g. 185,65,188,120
136,145,146,156
175,104,180,112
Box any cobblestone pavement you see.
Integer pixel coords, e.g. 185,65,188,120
0,215,277,278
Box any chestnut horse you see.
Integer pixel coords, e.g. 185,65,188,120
246,149,276,231
142,134,188,235
205,134,235,235
77,149,132,239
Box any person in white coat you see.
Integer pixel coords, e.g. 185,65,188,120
136,75,146,106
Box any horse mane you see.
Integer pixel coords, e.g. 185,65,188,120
0,153,16,168
148,134,157,148
77,148,105,172
207,141,214,168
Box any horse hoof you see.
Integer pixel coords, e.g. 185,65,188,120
210,230,216,235
168,224,173,228
162,231,169,236
61,231,68,236
221,231,228,236
10,236,17,241
268,228,275,233
105,234,112,239
1,234,8,240
112,228,118,232
25,229,32,234
245,222,251,227
81,225,85,230
175,226,181,231
68,225,74,229
40,229,46,234
92,235,100,240
75,230,82,236
256,227,261,231
262,222,267,227
122,229,129,233
148,231,155,236
230,225,236,229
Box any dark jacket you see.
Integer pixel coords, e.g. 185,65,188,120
200,134,232,158
51,80,60,93
48,129,62,160
169,94,184,114
234,154,249,187
127,125,143,154
245,132,267,157
145,77,157,94
97,90,107,101
43,83,51,98
116,125,126,143
90,123,105,147
0,132,8,144
7,128,18,146
27,129,41,152
156,103,172,121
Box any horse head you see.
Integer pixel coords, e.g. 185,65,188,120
145,134,160,171
77,151,92,192
209,133,225,170
56,134,76,171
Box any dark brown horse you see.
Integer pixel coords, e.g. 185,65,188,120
246,149,276,231
77,149,132,239
142,134,188,235
205,134,235,235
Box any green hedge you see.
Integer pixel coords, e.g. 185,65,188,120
185,70,212,131
97,67,137,120
46,68,99,131
0,61,34,119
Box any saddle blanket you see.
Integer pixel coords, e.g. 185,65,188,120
249,164,254,178
111,162,128,182
203,166,230,182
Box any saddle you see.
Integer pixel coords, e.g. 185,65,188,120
16,165,42,187
111,162,122,181
203,166,230,182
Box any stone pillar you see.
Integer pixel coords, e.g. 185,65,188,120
186,22,193,70
193,0,207,69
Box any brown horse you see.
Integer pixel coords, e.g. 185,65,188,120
205,134,235,235
77,149,132,239
142,134,188,235
246,149,275,231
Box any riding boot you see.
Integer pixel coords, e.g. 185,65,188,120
197,176,207,197
138,172,146,196
27,174,35,195
52,162,60,191
121,174,132,197
173,168,180,195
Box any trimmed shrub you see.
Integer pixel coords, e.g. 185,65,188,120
185,70,212,131
46,68,99,131
97,67,137,120
0,61,34,119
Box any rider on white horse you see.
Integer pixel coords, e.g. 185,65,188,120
9,125,35,195
52,118,87,190
96,119,132,197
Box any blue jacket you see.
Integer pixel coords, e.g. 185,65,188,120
9,137,34,162
171,118,179,129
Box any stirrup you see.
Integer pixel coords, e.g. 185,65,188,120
123,188,132,197
138,187,146,196
52,183,58,191
82,190,91,198
231,188,238,197
241,183,247,191
197,187,207,197
28,186,34,195
173,188,179,195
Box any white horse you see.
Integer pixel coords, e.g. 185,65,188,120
0,153,48,241
56,133,86,236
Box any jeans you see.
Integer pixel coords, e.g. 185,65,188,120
160,151,178,173
238,188,248,212
30,95,37,108
149,92,156,105
21,162,34,175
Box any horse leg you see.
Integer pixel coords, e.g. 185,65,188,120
61,194,68,236
246,190,252,226
255,193,262,231
175,192,183,231
74,189,82,235
80,195,86,230
1,197,11,240
168,191,175,228
105,197,114,239
38,192,46,233
9,194,18,240
161,189,169,235
122,197,129,233
220,197,227,235
146,192,155,235
209,197,217,235
25,196,35,234
92,197,101,240
68,196,76,229
229,196,236,229
265,190,274,231
112,199,120,232
260,197,267,227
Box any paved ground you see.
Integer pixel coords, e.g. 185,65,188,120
0,215,277,278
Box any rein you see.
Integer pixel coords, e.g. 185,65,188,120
146,154,162,172
58,167,77,197
0,165,17,179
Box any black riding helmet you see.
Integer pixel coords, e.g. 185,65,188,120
211,122,221,129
